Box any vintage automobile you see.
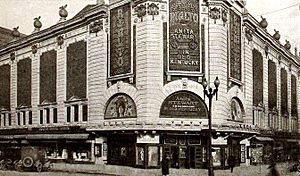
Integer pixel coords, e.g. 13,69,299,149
14,146,52,172
0,147,21,170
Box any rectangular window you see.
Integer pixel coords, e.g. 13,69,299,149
66,41,87,100
82,105,88,121
46,108,50,123
22,111,26,125
53,108,57,123
8,114,11,126
252,49,263,106
280,68,287,116
74,105,79,122
291,75,297,117
40,110,43,124
28,111,32,125
268,60,277,109
0,64,10,110
3,113,5,126
0,114,2,126
67,106,71,122
17,58,31,107
17,112,20,125
40,50,57,104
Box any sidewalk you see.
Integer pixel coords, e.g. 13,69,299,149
51,162,300,176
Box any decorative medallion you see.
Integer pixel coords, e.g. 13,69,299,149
264,44,269,57
104,94,137,119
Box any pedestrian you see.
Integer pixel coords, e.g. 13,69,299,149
161,154,170,176
228,155,235,173
267,162,280,176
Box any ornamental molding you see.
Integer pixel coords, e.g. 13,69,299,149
134,2,159,22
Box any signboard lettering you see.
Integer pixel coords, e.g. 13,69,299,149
110,4,131,77
160,91,207,118
169,0,200,72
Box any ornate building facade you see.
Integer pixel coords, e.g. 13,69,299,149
0,0,299,170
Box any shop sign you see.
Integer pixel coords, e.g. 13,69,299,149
110,3,131,77
137,134,159,144
160,91,208,118
169,0,200,72
104,94,137,119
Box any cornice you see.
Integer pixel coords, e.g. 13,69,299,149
0,4,108,58
243,13,300,67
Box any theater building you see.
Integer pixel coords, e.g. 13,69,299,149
0,0,299,170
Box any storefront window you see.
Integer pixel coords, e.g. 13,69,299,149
212,147,221,166
95,144,102,157
136,147,145,166
148,146,159,167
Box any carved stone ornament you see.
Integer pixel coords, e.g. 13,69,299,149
34,16,42,29
209,7,220,23
31,44,38,54
245,28,253,42
12,26,20,37
221,9,228,24
264,44,269,57
135,4,147,20
10,52,15,62
259,16,268,29
56,35,64,46
147,3,159,20
89,20,103,34
59,4,68,18
284,40,291,50
273,29,280,41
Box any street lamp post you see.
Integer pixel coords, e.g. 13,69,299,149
202,76,220,176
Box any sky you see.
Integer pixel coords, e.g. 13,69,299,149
0,0,299,50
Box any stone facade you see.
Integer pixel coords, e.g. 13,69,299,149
0,0,299,170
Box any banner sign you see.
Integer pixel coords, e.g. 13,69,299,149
110,4,131,77
169,0,200,72
160,91,208,118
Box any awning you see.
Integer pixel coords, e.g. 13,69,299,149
251,136,274,142
25,133,90,140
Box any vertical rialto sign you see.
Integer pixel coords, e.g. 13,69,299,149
169,0,200,72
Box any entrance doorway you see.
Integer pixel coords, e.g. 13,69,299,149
163,145,203,169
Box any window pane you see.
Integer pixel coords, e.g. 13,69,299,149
67,107,71,122
17,112,20,125
46,108,50,123
82,105,88,121
8,114,11,126
74,105,78,122
53,108,57,123
40,110,43,124
28,111,32,125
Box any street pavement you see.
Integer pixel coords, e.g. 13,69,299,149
0,162,299,176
